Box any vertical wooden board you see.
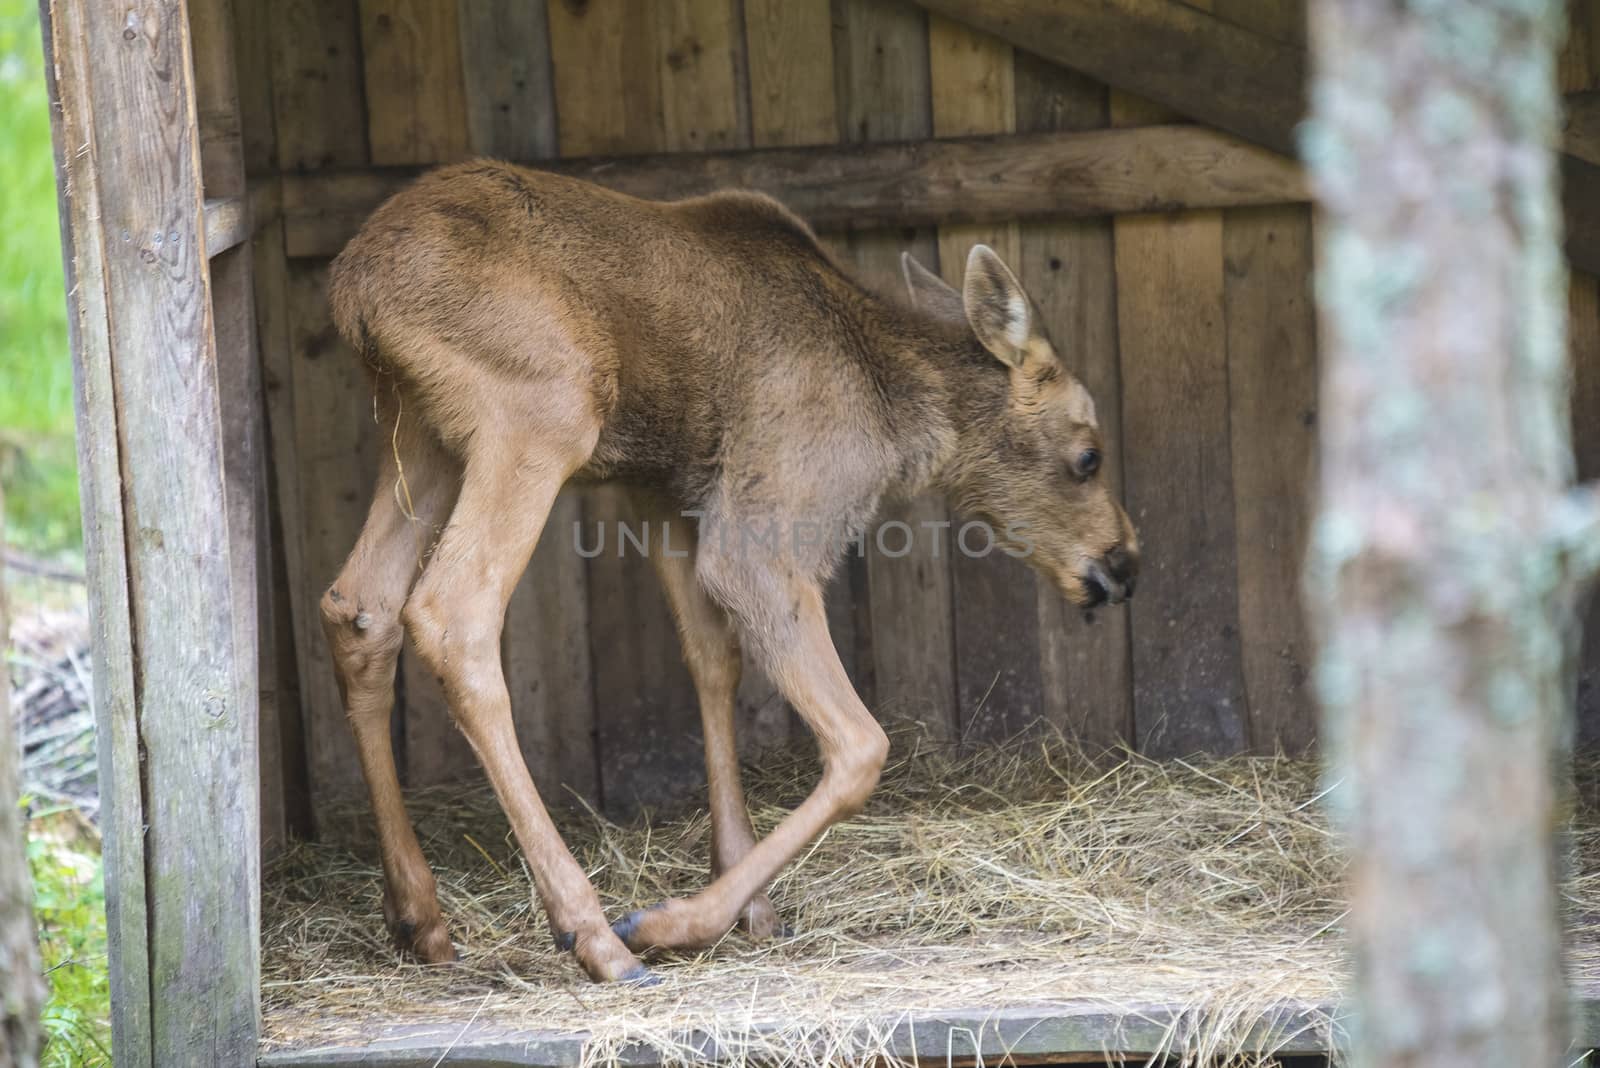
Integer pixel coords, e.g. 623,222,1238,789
1014,55,1132,752
549,1,730,812
74,0,258,1057
1215,0,1317,754
505,491,599,805
1221,206,1317,753
37,0,152,1058
254,220,316,839
832,0,958,742
1563,4,1600,747
583,487,702,814
1116,213,1248,757
744,0,837,147
458,0,558,160
269,0,368,171
546,0,664,157
1110,0,1246,757
358,0,471,165
1573,274,1600,744
656,0,743,152
287,261,378,807
928,16,1036,741
233,0,277,174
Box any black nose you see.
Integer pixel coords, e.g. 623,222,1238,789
1105,545,1134,582
1082,573,1109,608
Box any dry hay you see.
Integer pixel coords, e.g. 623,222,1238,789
259,736,1600,1066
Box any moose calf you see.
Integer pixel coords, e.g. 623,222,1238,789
324,161,1139,983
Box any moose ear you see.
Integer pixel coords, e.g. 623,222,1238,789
963,244,1042,369
901,252,965,322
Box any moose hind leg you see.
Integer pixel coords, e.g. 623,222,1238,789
635,496,784,939
403,435,649,984
321,395,461,962
613,549,886,954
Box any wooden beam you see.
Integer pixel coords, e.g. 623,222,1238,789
41,0,258,1064
281,125,1308,258
37,0,152,1062
257,998,1350,1067
897,0,1600,275
203,195,251,257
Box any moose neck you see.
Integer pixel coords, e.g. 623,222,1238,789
868,301,1011,504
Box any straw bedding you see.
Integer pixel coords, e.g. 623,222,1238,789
259,735,1600,1066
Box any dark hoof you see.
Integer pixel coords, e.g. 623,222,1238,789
610,903,664,950
553,930,576,953
621,963,661,987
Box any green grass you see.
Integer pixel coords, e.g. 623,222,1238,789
0,0,79,555
26,808,111,1068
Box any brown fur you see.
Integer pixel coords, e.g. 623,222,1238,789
321,160,1139,982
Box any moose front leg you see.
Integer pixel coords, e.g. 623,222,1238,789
612,566,887,953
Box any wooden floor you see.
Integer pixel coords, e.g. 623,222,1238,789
257,993,1600,1067
259,1000,1336,1067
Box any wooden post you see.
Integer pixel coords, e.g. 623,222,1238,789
1,485,44,1068
39,0,260,1063
1305,0,1591,1062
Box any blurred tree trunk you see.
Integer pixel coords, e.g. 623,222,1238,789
1304,0,1594,1064
0,484,42,1068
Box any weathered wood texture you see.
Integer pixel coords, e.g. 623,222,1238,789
279,125,1309,259
1306,0,1576,1063
0,486,43,1068
902,0,1600,276
245,0,1600,825
42,0,260,1062
37,0,154,1060
1216,0,1318,754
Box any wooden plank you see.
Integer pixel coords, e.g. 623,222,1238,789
64,0,258,1059
898,0,1600,276
454,2,597,802
1014,57,1133,751
358,0,471,165
504,492,598,805
254,214,315,840
280,125,1310,259
287,261,380,807
1112,48,1249,757
258,999,1349,1067
1564,8,1600,749
203,195,250,256
458,0,558,160
832,0,959,742
744,0,838,147
1573,272,1600,747
1215,0,1316,755
268,0,375,822
743,0,865,703
546,0,711,813
36,0,153,1060
927,17,1038,741
545,0,664,158
657,0,744,152
269,0,368,171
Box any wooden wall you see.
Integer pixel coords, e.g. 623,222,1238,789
237,0,1600,832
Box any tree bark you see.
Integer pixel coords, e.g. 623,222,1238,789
1304,1,1586,1064
0,483,43,1068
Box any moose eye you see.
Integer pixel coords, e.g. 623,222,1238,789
1076,448,1101,478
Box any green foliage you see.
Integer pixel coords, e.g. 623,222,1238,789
0,0,79,554
26,809,111,1068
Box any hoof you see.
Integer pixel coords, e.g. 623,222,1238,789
393,918,457,964
553,930,576,953
738,893,790,941
610,902,666,951
621,963,661,987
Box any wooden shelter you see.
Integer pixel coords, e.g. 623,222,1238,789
34,0,1600,1063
